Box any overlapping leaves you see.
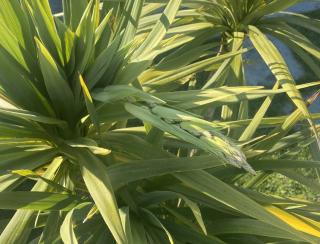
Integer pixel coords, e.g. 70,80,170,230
0,0,319,244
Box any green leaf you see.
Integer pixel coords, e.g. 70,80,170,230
165,223,225,244
118,0,144,48
85,34,122,88
41,212,65,244
79,74,100,133
267,12,320,35
263,22,320,60
132,0,182,60
108,155,224,190
115,59,153,85
248,25,311,120
175,170,318,242
60,208,79,244
0,192,82,211
55,18,76,75
142,49,247,92
0,157,63,244
0,0,36,54
74,0,97,73
239,82,280,141
74,149,127,244
208,218,301,240
0,46,52,115
93,85,164,104
156,86,283,110
124,103,254,173
138,191,207,235
0,107,67,127
124,209,149,244
243,0,303,25
25,0,63,64
250,159,320,171
95,8,113,44
118,207,133,244
35,38,76,124
0,173,22,192
141,208,174,244
0,17,38,78
62,0,88,31
0,149,57,171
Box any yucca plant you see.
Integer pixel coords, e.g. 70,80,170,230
142,0,320,139
0,0,320,244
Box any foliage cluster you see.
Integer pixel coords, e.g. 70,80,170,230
0,0,320,243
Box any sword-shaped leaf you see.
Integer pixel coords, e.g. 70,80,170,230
74,149,127,244
36,38,76,124
125,103,255,173
132,0,182,60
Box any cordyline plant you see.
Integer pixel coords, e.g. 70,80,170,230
145,0,320,140
0,0,320,243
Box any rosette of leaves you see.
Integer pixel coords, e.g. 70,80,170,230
142,0,320,140
0,1,320,244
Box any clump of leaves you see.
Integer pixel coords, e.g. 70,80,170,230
148,0,320,141
0,1,320,244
